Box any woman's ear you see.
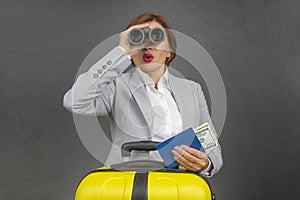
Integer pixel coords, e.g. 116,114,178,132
165,56,170,64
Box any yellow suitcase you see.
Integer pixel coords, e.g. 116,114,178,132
75,141,215,200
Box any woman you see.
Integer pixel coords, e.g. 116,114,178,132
63,12,223,177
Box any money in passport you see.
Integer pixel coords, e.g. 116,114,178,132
193,122,219,152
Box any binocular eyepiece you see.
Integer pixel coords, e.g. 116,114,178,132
128,27,165,45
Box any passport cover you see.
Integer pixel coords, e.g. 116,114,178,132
155,127,205,168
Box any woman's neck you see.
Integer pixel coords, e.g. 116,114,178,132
145,65,166,85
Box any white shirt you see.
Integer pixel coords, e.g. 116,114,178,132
137,67,183,141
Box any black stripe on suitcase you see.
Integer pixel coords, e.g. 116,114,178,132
132,172,148,200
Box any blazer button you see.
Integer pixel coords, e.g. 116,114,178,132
102,65,107,69
98,69,103,74
93,74,99,79
107,60,112,65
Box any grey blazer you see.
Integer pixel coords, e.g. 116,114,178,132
63,46,223,177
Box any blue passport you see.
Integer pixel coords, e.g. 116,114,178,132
155,128,205,168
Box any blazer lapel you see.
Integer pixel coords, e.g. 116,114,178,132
126,69,154,132
168,73,198,129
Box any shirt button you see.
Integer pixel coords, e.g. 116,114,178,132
107,60,112,65
98,69,103,74
102,65,107,69
93,74,99,79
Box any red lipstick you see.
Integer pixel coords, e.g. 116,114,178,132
143,53,154,63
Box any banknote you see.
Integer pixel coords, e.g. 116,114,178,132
193,122,219,152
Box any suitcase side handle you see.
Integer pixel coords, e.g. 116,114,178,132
121,141,160,157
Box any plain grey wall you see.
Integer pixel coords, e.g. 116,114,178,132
1,0,299,199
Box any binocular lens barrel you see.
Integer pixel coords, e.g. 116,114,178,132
150,28,165,43
129,29,145,45
129,27,165,45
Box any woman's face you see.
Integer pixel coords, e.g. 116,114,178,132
129,21,171,74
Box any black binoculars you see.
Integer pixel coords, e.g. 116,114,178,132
128,27,165,45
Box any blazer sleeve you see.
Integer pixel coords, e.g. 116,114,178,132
63,46,132,116
195,83,223,178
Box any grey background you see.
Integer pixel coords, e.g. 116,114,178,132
1,0,299,199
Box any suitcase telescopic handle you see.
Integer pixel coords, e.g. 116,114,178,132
121,141,160,157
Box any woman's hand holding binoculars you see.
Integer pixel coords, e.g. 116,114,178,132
119,23,150,57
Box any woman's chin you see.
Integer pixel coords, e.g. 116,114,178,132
137,63,165,73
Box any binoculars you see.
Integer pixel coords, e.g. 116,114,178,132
128,27,165,45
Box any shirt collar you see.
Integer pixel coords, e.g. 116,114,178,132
136,67,171,90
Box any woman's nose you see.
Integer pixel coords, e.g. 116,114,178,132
143,47,154,51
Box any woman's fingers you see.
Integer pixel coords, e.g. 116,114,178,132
172,145,209,172
172,149,202,172
180,145,208,159
128,23,150,30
